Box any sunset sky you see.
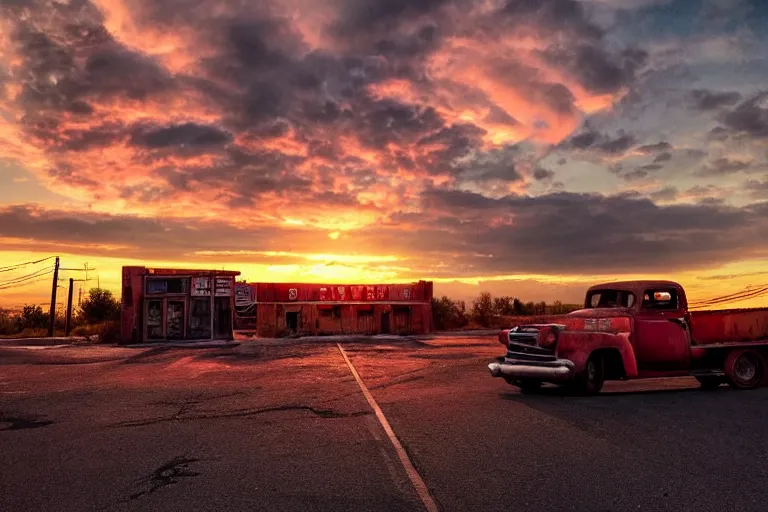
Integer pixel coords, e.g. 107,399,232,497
1,0,767,310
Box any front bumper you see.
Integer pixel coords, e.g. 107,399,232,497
488,356,575,382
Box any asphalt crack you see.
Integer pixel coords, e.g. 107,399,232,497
129,456,201,501
110,404,370,428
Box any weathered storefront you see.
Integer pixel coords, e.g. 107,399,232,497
233,281,434,337
121,267,241,344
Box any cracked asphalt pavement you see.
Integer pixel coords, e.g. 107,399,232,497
2,334,768,512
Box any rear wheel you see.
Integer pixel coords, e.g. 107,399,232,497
695,376,723,390
724,349,764,390
571,353,604,395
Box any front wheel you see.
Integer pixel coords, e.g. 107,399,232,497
571,353,605,395
724,349,765,390
504,378,543,392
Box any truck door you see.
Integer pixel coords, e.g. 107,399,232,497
633,288,691,370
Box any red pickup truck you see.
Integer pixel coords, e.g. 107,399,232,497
488,280,768,394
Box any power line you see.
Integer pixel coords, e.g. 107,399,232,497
0,266,55,289
689,284,768,309
0,256,56,273
690,285,768,305
689,283,768,303
0,275,53,291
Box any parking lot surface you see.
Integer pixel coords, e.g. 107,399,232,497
2,333,768,511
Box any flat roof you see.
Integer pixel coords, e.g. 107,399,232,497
144,268,241,276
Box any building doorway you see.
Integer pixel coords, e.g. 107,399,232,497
286,312,299,333
380,312,390,334
189,298,212,339
166,301,185,340
146,299,163,340
214,297,232,339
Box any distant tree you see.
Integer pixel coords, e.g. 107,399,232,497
431,296,469,330
16,305,48,330
0,307,16,335
512,298,524,315
521,301,533,315
78,288,120,324
493,296,516,316
471,292,494,327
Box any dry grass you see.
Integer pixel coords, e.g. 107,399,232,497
0,321,120,343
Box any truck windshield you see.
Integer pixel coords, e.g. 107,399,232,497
586,290,636,308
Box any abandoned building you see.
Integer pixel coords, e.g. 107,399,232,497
120,266,241,344
233,281,434,337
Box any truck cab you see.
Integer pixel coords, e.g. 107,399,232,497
488,280,768,394
583,281,691,371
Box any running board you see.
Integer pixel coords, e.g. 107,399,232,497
689,369,725,377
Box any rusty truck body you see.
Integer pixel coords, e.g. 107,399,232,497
488,280,768,394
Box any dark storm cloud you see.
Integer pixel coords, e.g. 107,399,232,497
415,123,487,176
649,186,678,202
533,168,556,181
0,204,322,260
501,0,602,41
690,89,742,111
542,45,647,96
355,99,445,149
708,126,731,141
563,128,635,155
653,152,673,163
56,124,127,152
598,134,636,154
152,148,312,208
130,123,233,149
637,141,672,154
623,169,649,181
383,188,768,274
695,157,751,177
333,0,453,37
83,46,175,100
745,177,768,199
722,92,768,138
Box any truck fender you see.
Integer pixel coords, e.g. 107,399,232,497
556,331,638,378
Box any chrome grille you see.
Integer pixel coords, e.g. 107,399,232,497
506,326,556,362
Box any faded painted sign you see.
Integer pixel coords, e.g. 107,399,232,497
215,277,232,296
191,277,211,296
288,288,298,301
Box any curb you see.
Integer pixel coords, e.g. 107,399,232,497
120,341,241,350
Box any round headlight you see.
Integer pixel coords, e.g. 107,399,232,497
538,326,559,348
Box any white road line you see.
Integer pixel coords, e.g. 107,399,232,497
337,343,439,512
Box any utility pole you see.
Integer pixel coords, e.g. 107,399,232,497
48,256,60,337
65,278,74,336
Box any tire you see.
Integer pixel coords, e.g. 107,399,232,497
571,353,605,395
724,349,765,390
695,376,723,390
505,379,543,392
